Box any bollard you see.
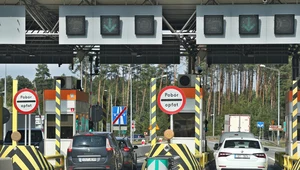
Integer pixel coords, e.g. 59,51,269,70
158,138,162,143
141,139,146,145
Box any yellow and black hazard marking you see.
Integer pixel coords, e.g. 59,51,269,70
55,79,61,166
292,158,300,170
0,145,54,170
194,77,201,156
147,143,201,170
292,80,298,157
150,78,157,146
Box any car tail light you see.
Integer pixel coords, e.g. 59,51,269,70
218,152,231,157
106,138,113,151
253,153,266,158
123,147,130,152
85,133,94,136
67,140,73,153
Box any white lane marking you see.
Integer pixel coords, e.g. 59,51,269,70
137,157,146,163
268,157,275,162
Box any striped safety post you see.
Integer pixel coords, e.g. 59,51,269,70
55,80,61,166
102,96,107,132
195,77,201,157
150,78,157,146
292,80,298,157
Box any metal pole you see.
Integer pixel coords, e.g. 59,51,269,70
213,79,216,137
110,94,113,133
89,57,93,128
3,64,6,138
277,71,280,146
12,80,18,147
200,87,203,155
149,79,151,142
130,67,133,144
25,115,27,145
29,113,31,145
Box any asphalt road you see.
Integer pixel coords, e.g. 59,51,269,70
135,141,284,170
207,141,283,170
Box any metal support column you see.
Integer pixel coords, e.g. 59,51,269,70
195,77,201,156
12,80,18,147
150,78,157,146
0,96,3,147
55,80,61,165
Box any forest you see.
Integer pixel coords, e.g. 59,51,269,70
0,56,292,138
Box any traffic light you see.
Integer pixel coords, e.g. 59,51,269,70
89,120,94,132
204,119,208,132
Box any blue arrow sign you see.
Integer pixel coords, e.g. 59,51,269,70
257,122,264,128
112,106,127,125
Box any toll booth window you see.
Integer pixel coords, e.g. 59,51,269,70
46,114,73,139
173,113,195,137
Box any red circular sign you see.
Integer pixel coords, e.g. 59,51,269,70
157,86,186,115
13,88,39,115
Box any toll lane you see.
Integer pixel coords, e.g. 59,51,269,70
207,141,282,170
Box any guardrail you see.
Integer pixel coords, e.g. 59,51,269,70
283,155,300,170
275,151,285,168
195,151,214,169
44,154,65,170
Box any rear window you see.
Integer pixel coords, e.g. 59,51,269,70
224,140,260,149
5,130,43,143
118,139,127,148
73,135,106,147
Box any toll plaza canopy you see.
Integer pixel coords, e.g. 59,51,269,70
0,0,298,65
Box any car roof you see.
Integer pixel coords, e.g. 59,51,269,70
220,132,254,142
74,132,112,137
223,137,259,142
116,137,129,140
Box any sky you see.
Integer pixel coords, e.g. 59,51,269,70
0,60,187,81
0,64,77,81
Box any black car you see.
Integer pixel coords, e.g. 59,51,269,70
4,128,44,154
116,137,138,170
66,132,124,170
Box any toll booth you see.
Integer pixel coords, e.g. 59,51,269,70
171,75,205,154
43,89,89,157
285,89,300,156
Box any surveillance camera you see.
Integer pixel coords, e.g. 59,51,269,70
262,0,268,4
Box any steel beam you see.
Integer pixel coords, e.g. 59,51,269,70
180,10,196,32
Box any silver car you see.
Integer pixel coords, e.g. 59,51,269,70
66,132,124,170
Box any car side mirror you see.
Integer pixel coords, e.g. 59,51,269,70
213,143,219,150
264,147,269,151
133,145,138,149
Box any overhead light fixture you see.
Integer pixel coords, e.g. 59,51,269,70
136,53,142,58
29,54,35,57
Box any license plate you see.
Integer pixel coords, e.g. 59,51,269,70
81,158,97,162
235,154,250,159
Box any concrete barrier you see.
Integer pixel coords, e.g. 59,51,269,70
135,144,151,157
0,158,13,170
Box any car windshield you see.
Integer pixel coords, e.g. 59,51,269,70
5,130,43,143
224,139,260,149
73,135,106,147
